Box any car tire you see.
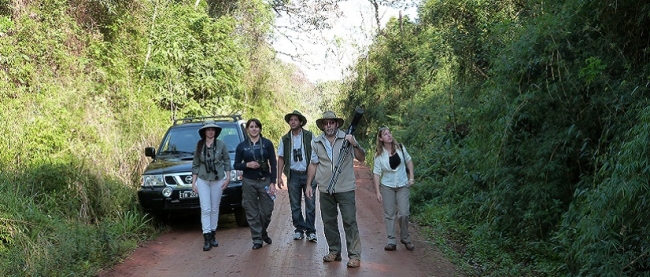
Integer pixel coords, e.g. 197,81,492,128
234,207,248,227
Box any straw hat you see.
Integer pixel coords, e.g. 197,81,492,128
315,111,344,131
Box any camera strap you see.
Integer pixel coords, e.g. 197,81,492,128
203,141,215,156
248,137,266,172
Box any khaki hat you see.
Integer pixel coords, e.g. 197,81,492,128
315,111,344,131
284,110,307,126
198,120,223,139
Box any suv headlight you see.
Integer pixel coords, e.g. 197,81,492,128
142,174,165,187
230,170,243,182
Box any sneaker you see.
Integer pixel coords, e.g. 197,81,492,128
293,232,304,240
306,233,317,242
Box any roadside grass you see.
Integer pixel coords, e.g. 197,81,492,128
0,158,161,276
413,201,561,277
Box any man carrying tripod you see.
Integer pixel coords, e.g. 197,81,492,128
306,110,365,268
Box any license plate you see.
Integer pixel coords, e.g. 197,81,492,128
178,190,198,199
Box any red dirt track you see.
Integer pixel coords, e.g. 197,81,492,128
96,161,460,277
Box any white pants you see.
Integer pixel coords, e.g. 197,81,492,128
196,178,225,234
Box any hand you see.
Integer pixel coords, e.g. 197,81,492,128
247,161,260,169
192,184,197,193
277,178,284,189
376,192,382,203
408,179,415,187
221,180,229,190
270,183,277,196
344,134,357,147
306,185,313,200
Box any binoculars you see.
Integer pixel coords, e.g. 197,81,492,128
292,148,303,162
257,159,269,177
205,158,217,173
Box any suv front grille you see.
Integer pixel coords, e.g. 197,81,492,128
164,173,192,187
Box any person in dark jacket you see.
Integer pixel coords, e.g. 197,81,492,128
191,120,231,251
233,118,278,250
277,110,317,242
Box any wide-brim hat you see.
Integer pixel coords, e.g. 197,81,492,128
284,110,307,126
315,111,344,131
198,120,223,139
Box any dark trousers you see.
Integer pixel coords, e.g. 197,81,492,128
288,172,316,234
242,177,275,244
320,190,361,259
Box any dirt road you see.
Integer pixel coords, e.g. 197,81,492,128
97,162,460,277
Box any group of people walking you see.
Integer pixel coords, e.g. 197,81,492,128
189,110,416,268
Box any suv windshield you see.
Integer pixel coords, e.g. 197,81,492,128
158,125,240,155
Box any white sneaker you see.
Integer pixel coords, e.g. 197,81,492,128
293,232,304,240
306,233,317,242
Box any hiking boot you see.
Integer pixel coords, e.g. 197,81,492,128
202,233,212,251
322,253,342,262
401,239,415,250
347,258,361,268
384,243,396,251
210,231,219,247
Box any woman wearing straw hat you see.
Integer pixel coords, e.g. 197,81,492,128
192,120,231,251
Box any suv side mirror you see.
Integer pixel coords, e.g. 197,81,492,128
145,147,156,158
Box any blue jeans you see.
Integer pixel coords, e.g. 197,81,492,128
288,172,316,234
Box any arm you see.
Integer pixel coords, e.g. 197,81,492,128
192,141,201,193
277,156,285,189
373,173,382,202
266,140,278,193
220,141,231,189
306,162,317,200
402,145,415,186
233,143,246,171
407,160,414,186
345,134,365,162
276,140,285,189
372,154,383,202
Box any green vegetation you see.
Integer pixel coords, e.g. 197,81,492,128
3,0,649,275
0,0,312,275
341,0,650,276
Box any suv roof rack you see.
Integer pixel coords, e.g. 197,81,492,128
174,114,243,125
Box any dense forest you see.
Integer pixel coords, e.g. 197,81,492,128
1,0,649,276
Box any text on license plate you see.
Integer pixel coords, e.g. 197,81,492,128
179,191,198,199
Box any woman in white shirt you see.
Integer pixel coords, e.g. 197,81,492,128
372,126,415,251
